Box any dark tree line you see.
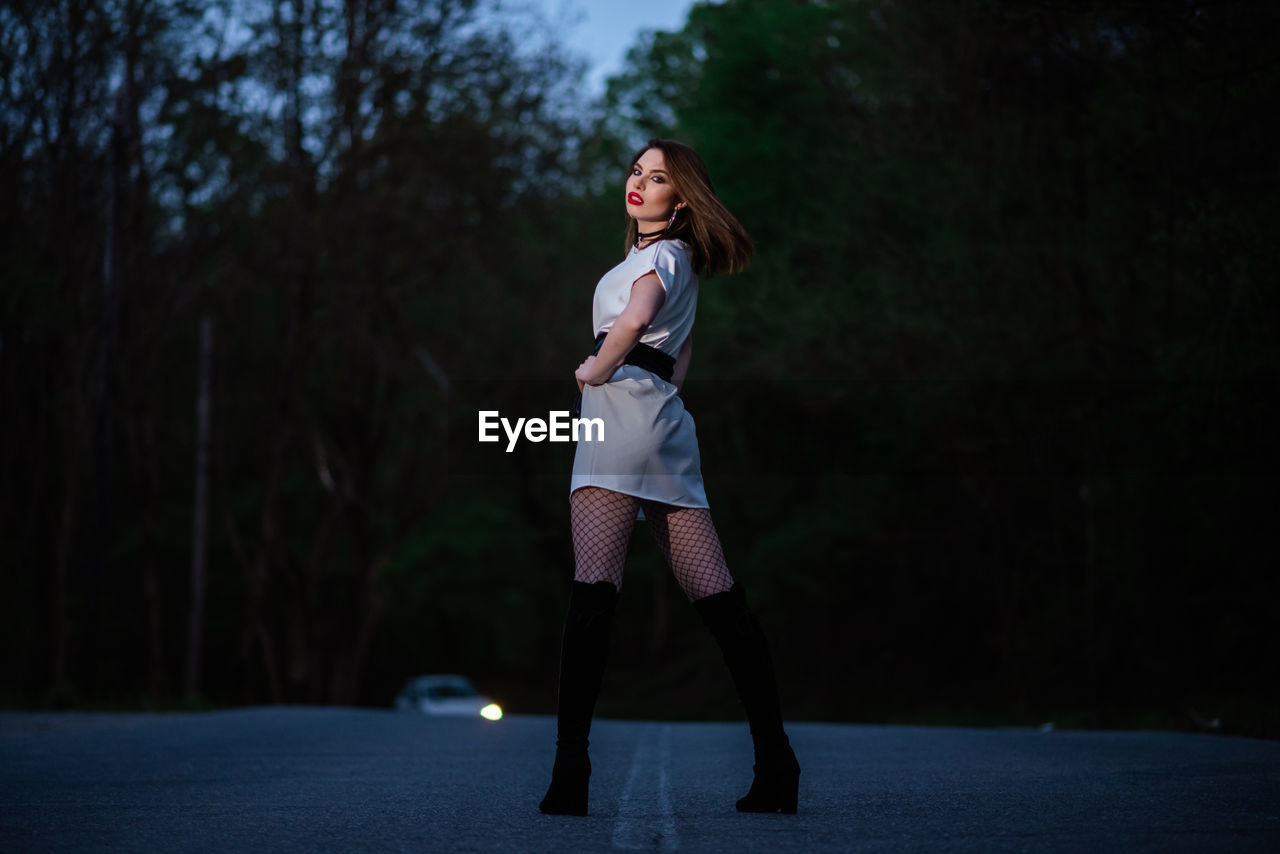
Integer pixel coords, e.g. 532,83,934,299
2,0,598,708
599,0,1278,733
3,0,1277,735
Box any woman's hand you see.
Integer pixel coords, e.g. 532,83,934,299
575,354,601,391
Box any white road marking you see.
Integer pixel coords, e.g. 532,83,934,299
611,724,678,850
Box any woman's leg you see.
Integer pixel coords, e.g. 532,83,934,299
640,503,735,600
540,487,641,816
643,500,800,813
571,486,642,589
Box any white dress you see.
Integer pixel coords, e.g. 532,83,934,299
569,238,709,509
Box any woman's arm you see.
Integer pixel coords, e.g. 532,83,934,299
671,333,693,391
576,272,666,387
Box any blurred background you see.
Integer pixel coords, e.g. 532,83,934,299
2,0,1276,736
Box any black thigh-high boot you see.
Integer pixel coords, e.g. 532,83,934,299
693,582,800,813
539,579,620,815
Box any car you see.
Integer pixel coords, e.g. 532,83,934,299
394,674,503,720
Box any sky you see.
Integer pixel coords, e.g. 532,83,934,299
528,0,700,94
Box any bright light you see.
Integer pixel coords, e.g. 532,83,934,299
480,703,503,721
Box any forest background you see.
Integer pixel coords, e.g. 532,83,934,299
3,0,1276,737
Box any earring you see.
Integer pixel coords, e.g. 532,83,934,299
668,207,680,228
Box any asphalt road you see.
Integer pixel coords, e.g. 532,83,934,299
2,707,1277,852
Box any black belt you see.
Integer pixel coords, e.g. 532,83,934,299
571,334,677,418
591,332,675,382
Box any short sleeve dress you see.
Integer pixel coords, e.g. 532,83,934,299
569,238,709,509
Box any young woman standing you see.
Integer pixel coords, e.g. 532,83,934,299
539,139,800,816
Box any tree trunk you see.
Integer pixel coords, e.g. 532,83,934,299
332,551,388,705
51,410,85,694
184,315,214,700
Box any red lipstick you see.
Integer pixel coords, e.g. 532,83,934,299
627,192,644,206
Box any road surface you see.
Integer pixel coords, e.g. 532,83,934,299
2,708,1277,851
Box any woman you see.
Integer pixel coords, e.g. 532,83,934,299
538,139,800,816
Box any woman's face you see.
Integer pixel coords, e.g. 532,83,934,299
626,147,680,223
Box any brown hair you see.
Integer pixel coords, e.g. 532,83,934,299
623,138,753,278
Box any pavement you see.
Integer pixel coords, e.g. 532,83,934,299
1,707,1278,852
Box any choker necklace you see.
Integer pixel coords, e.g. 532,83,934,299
635,227,666,248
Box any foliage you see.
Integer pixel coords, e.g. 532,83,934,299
2,0,1276,734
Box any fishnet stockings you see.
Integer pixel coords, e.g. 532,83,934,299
570,486,736,600
570,487,638,591
644,502,736,600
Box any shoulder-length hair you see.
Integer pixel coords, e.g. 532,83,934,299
623,138,752,278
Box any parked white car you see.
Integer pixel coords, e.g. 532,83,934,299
394,674,503,720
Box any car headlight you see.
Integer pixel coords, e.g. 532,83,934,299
480,703,503,721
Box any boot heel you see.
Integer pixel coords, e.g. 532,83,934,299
539,771,589,816
736,769,799,814
779,785,799,814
